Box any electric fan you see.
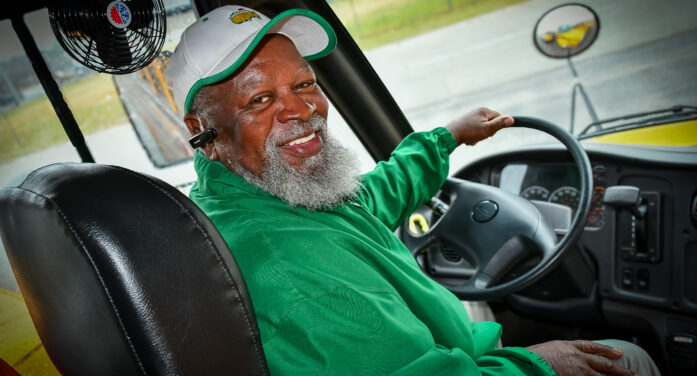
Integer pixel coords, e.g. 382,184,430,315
48,0,166,74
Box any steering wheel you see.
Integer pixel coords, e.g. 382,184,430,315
400,116,592,300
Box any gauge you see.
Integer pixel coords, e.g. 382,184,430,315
586,186,607,228
521,185,550,201
592,164,606,174
591,186,606,204
592,165,607,185
586,204,606,228
548,186,580,212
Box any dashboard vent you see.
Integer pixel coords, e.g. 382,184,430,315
441,247,462,263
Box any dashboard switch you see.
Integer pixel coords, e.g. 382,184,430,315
637,269,650,290
622,268,633,288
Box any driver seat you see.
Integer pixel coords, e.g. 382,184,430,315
0,163,269,375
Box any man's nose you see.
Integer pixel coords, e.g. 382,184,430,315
276,92,316,123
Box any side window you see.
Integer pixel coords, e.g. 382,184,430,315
18,6,198,188
14,2,376,189
0,19,81,188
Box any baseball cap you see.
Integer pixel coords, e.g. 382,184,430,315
165,5,337,115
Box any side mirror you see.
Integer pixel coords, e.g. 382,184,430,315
533,3,600,59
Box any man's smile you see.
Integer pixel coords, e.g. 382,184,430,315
278,130,322,158
285,131,316,146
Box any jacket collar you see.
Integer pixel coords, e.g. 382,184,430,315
192,151,273,198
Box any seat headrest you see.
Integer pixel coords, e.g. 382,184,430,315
0,163,268,375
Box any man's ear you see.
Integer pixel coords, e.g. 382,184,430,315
184,113,218,161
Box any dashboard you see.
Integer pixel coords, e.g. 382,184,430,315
450,143,697,310
410,141,697,374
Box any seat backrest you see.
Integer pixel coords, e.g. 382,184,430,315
0,163,269,375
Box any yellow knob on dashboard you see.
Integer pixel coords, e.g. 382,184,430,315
408,213,430,234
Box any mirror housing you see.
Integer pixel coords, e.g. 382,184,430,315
533,3,600,59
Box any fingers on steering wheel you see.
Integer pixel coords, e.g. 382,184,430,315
584,353,637,376
484,116,513,136
478,107,500,119
573,340,624,359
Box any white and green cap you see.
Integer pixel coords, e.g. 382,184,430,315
165,5,336,115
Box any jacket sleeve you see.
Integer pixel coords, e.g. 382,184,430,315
355,127,457,231
260,286,556,376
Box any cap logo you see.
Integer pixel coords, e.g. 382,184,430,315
106,1,132,29
230,8,260,24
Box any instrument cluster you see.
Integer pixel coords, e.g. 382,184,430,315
500,164,607,229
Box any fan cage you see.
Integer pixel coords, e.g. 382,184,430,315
49,0,166,74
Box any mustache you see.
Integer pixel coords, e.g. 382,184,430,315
267,115,327,146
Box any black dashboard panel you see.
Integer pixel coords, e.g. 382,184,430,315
450,141,697,374
454,143,697,313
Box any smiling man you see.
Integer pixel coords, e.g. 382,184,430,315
165,5,657,376
181,33,359,210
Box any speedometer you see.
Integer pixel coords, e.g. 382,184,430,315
521,185,549,201
548,186,580,212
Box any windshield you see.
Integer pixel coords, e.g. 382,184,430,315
2,1,694,188
329,0,697,170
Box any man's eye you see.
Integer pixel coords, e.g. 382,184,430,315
296,81,315,90
251,95,271,105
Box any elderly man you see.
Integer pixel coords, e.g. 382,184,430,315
166,5,658,376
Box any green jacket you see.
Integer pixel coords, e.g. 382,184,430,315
190,128,555,376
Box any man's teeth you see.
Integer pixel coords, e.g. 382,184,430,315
287,132,315,146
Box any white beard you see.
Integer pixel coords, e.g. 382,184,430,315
232,115,361,210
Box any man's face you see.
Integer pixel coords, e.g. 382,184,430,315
207,34,329,177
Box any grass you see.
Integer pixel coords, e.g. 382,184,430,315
0,74,127,163
330,0,526,50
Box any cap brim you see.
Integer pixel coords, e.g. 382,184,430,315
184,8,336,114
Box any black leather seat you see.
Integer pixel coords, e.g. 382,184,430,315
0,163,269,375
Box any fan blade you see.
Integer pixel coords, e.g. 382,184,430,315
50,0,102,39
127,0,155,29
96,28,133,68
48,0,165,73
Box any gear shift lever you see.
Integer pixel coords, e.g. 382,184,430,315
603,186,647,219
603,185,660,263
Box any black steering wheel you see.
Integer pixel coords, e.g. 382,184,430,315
400,116,592,300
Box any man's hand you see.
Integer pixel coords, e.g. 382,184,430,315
445,107,514,146
527,340,637,376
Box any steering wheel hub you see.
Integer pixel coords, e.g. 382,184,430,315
472,200,499,222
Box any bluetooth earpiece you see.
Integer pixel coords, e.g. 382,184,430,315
188,116,218,149
189,128,217,149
